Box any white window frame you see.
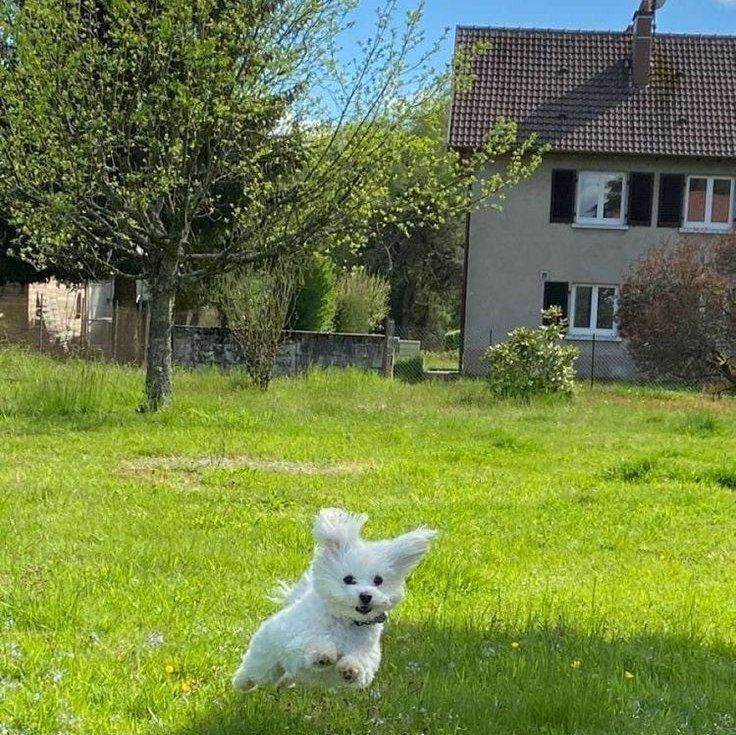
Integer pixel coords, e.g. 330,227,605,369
569,284,619,339
683,175,734,232
575,172,628,227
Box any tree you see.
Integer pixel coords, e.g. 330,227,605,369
360,217,464,343
0,0,542,409
618,236,736,387
340,97,533,342
288,253,337,332
334,268,389,333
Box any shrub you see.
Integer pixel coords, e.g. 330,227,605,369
394,352,425,383
289,253,337,332
444,329,461,351
214,259,297,390
483,307,579,399
618,237,736,386
334,269,390,333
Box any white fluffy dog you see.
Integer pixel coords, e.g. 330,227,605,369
232,508,437,691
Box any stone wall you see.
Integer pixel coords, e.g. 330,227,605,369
172,326,394,376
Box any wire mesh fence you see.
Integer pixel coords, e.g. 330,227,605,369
392,324,459,383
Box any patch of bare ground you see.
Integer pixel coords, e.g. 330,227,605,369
119,455,371,477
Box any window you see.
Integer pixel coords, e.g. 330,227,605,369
576,172,627,226
569,285,618,338
683,176,734,231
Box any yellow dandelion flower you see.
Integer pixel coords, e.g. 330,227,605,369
510,641,521,649
624,670,635,680
179,680,192,694
164,664,175,675
571,659,582,669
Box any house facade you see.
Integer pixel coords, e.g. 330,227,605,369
450,1,736,376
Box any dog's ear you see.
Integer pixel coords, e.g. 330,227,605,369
387,528,438,576
313,508,368,553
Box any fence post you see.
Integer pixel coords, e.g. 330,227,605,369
589,333,596,389
382,318,395,378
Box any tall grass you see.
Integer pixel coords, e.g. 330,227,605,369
0,347,140,418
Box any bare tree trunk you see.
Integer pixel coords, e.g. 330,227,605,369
144,250,178,411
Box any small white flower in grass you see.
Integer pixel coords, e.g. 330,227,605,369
369,688,381,700
50,670,63,684
482,645,497,658
146,632,165,648
2,618,14,630
0,724,9,735
405,661,421,673
6,643,22,661
32,692,41,702
59,712,80,728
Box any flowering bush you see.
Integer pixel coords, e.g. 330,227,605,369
483,307,579,399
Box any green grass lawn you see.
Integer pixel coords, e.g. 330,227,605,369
1,348,735,735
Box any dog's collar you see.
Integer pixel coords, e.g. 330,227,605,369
352,612,388,627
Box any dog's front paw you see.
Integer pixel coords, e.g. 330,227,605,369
306,644,338,669
336,656,368,688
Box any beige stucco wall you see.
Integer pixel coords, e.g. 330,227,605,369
463,153,736,376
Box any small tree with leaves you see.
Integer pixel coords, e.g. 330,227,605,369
215,259,296,390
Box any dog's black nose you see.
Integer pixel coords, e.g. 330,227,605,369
359,592,372,605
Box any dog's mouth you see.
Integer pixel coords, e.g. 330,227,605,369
355,605,373,615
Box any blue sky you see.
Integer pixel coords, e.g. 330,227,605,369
351,0,736,69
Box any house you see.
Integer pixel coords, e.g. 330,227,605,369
449,1,736,377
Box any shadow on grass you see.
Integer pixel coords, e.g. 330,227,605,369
170,621,736,735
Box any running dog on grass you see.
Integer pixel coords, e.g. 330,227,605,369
232,508,436,691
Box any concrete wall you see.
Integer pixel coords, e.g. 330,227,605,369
173,326,392,377
463,153,736,376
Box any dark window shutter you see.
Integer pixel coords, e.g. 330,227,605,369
550,169,577,223
627,172,654,226
657,174,685,228
543,281,569,321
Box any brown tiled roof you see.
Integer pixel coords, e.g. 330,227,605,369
449,26,736,159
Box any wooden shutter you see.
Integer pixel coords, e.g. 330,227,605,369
549,170,577,223
657,174,685,228
627,172,654,226
543,281,569,321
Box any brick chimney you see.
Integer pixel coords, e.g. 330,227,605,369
631,0,654,86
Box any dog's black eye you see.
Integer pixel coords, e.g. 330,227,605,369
373,575,383,586
343,575,356,585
